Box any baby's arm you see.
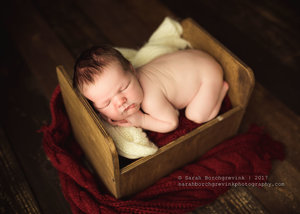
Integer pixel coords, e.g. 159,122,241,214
121,92,179,133
134,102,179,133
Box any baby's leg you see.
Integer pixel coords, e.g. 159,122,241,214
206,81,229,120
185,81,229,124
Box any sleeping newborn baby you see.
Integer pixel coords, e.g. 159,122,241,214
73,45,228,133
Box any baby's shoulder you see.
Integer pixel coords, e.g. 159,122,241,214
138,73,163,98
138,72,166,103
144,49,214,69
160,49,210,59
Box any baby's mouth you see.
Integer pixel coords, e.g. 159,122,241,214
124,103,136,112
119,103,136,114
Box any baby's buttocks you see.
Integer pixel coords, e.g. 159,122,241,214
138,49,223,110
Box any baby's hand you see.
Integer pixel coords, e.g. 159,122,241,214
125,110,144,128
107,118,131,127
107,111,144,128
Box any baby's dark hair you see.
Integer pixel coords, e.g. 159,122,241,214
73,44,131,90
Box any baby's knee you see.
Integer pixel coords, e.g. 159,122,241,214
185,109,206,124
185,107,219,124
222,81,229,93
167,118,179,132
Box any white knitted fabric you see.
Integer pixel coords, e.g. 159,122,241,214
101,120,158,159
100,17,191,159
117,17,191,68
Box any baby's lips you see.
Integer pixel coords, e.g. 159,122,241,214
125,103,136,112
120,103,134,113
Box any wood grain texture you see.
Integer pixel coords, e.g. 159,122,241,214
240,83,300,213
190,187,269,214
75,0,151,48
0,128,41,214
0,15,72,213
1,0,74,100
57,66,121,197
32,0,110,58
122,0,175,31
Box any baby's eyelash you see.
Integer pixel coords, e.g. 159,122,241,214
104,101,111,107
121,82,130,91
99,101,110,109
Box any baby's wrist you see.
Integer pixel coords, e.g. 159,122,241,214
139,112,145,128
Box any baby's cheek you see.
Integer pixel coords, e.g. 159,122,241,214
133,89,143,102
130,82,143,99
108,110,126,121
99,109,113,120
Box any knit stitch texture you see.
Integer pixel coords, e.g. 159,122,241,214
40,86,284,214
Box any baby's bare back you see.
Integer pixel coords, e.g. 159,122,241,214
137,49,223,110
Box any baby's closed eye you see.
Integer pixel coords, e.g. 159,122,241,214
121,81,131,92
98,100,111,109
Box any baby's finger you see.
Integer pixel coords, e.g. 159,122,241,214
107,118,120,126
108,118,131,127
116,122,132,127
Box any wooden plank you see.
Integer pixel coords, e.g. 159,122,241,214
239,83,300,214
216,0,300,71
1,0,75,100
1,0,75,213
248,161,300,214
123,0,175,32
191,187,269,214
57,66,120,197
0,127,41,214
0,48,72,214
32,0,110,57
75,0,154,48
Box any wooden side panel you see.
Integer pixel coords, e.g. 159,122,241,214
120,108,244,197
181,18,255,108
56,66,120,197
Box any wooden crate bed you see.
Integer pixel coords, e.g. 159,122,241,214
57,18,254,198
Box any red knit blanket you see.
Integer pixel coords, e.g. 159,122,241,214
40,86,284,214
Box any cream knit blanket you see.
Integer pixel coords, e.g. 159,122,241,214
100,17,191,159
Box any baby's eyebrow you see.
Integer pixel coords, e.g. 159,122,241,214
121,80,131,91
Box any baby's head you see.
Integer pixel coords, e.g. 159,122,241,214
73,45,143,122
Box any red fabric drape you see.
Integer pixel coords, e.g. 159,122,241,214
40,86,284,214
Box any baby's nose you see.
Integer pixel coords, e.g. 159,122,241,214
117,96,127,107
